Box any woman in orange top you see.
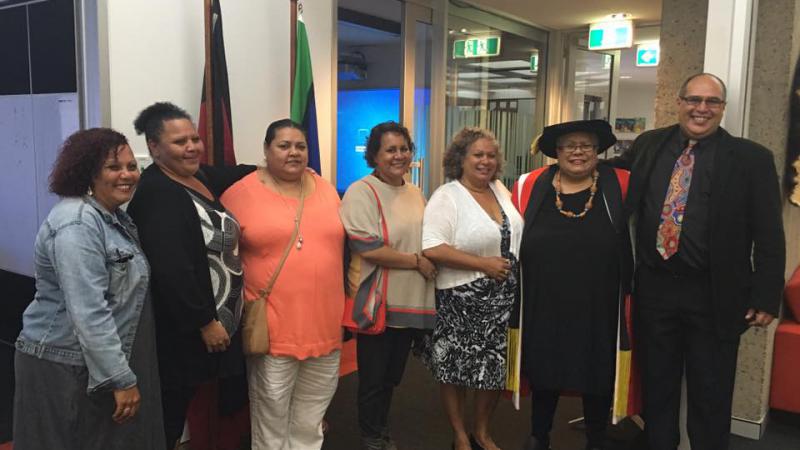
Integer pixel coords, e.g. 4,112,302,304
221,119,344,450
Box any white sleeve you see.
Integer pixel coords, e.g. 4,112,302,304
422,188,457,250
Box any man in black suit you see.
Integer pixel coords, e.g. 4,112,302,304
618,73,785,450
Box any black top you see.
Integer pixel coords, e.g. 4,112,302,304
638,129,717,272
127,163,254,388
520,184,619,394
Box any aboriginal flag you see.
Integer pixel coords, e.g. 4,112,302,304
198,0,236,166
290,3,321,173
611,293,642,423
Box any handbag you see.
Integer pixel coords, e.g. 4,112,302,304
342,180,388,335
241,185,305,356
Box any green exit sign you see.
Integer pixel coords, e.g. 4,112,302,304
453,36,501,58
636,43,659,67
588,20,633,50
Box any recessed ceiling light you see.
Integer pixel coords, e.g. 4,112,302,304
460,28,468,33
620,75,633,79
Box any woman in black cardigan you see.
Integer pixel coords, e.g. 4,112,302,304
127,102,254,450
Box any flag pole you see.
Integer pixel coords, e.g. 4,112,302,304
203,0,215,166
290,0,297,96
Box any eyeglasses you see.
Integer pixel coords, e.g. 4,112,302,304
680,96,725,109
558,144,597,154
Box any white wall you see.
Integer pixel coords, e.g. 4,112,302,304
103,0,336,179
615,81,657,131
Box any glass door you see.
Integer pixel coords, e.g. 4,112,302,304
336,0,437,195
563,32,615,122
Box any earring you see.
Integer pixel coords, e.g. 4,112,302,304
87,186,93,196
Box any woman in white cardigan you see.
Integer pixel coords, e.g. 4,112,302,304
422,127,523,450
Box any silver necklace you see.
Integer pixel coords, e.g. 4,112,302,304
267,170,305,250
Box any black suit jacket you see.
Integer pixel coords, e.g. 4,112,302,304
618,125,785,338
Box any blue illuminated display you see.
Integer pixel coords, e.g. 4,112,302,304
336,89,400,193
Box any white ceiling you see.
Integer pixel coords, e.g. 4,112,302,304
465,0,662,30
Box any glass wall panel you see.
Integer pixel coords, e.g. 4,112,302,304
446,2,548,188
572,49,612,121
411,20,432,194
336,0,402,194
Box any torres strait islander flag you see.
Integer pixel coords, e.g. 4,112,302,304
291,1,321,173
198,0,237,166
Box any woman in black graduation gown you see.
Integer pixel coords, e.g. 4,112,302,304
515,120,632,450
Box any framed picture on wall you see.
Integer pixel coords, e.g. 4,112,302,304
615,117,646,133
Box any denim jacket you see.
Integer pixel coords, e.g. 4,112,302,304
16,195,150,393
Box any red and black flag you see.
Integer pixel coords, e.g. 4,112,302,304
198,0,236,166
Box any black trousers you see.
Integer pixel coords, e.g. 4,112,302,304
635,266,740,450
530,389,611,448
356,327,415,438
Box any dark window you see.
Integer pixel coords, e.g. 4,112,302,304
0,6,31,95
28,0,76,93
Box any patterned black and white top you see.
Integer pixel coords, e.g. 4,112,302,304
186,190,243,336
429,210,518,390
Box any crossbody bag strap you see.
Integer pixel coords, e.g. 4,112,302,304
257,185,306,302
361,180,387,239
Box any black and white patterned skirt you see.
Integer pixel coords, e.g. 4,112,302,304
429,269,517,390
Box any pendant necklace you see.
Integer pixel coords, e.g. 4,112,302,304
267,170,305,250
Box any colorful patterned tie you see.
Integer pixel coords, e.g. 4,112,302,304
656,139,697,259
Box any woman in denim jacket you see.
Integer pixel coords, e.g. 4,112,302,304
14,128,165,450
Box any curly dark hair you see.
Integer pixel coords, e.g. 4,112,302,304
442,127,503,181
133,102,192,143
264,118,306,145
49,128,129,197
364,121,414,168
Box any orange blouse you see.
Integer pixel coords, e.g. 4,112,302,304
221,171,344,360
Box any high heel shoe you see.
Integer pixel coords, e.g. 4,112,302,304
469,435,485,450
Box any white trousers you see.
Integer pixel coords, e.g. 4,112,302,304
247,350,341,450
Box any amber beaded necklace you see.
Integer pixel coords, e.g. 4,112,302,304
554,169,599,219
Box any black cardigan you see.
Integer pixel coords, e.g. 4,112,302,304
127,163,254,387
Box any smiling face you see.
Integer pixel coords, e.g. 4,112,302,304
264,126,308,181
373,132,412,186
460,137,499,186
148,118,204,178
677,75,726,140
555,131,599,180
92,145,139,212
